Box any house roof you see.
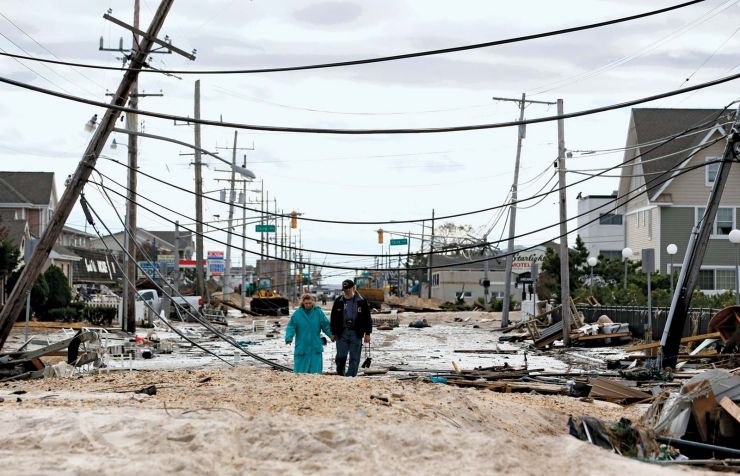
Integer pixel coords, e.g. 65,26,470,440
0,172,54,205
1,219,28,247
626,108,734,199
147,230,193,247
432,254,508,272
62,225,96,238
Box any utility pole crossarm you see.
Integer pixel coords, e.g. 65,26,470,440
0,0,177,351
103,13,196,60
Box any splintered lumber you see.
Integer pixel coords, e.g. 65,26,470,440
719,397,740,423
625,332,721,353
445,379,567,394
588,377,651,403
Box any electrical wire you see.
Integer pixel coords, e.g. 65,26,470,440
98,107,729,226
103,156,731,271
1,68,738,135
89,140,729,267
526,0,738,95
86,190,292,371
568,120,732,157
0,1,707,75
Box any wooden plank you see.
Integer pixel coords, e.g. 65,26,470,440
625,332,721,353
719,397,740,423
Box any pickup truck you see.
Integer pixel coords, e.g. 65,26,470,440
136,289,202,316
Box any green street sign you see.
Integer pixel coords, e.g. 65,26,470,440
255,224,277,233
390,238,408,246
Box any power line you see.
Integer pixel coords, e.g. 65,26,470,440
1,68,738,135
90,138,723,262
526,0,737,96
98,108,728,225
87,153,726,272
0,1,707,75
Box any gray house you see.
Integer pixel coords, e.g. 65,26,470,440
617,108,739,292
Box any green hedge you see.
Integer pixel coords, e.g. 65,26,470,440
86,306,117,326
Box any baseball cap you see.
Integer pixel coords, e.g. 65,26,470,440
341,279,355,290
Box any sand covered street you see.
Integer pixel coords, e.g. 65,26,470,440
0,365,706,476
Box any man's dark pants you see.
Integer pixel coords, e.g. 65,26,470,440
335,331,362,377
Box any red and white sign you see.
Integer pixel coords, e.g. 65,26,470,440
207,251,224,260
178,259,207,269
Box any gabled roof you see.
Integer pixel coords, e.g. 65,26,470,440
0,172,55,205
148,230,193,247
621,108,734,201
0,219,28,247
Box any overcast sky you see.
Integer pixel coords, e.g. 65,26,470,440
1,0,739,283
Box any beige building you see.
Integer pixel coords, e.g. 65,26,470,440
617,108,740,292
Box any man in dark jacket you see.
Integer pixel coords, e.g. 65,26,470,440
330,279,372,377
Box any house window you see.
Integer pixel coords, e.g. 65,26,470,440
432,273,439,287
705,157,720,186
636,212,641,228
697,207,735,236
697,269,714,290
599,213,623,225
716,269,736,290
647,209,653,240
455,291,472,299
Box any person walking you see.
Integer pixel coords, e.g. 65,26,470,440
285,293,332,374
330,279,372,377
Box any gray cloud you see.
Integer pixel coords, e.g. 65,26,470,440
294,2,363,26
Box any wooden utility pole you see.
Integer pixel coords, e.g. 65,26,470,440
224,130,238,297
427,210,435,300
194,79,206,302
661,106,740,368
0,0,176,351
556,99,571,346
124,0,140,334
497,94,557,328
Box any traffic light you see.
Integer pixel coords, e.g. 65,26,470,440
377,228,384,244
290,211,298,229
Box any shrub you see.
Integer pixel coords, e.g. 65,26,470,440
42,265,72,313
86,306,117,326
47,307,79,322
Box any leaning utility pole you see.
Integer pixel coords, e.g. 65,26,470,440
223,130,238,297
0,0,176,351
661,105,740,368
495,94,557,328
556,99,571,346
193,79,206,302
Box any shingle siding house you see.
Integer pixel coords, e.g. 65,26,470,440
617,108,739,292
0,171,57,237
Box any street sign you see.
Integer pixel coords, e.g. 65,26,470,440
137,261,160,279
207,251,224,260
517,277,535,284
390,238,408,246
255,224,277,233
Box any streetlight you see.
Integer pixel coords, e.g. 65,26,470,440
587,256,598,288
729,229,740,305
666,243,678,295
84,114,98,132
621,247,633,289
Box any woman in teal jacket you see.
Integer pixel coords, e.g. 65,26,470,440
285,293,332,374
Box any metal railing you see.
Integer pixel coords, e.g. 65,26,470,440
575,305,717,340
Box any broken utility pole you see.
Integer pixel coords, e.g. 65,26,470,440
660,105,740,368
0,0,177,351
